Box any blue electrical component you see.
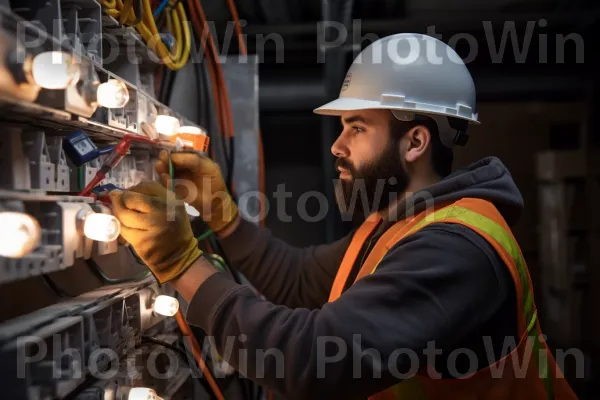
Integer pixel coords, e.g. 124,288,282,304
90,183,121,195
62,130,114,167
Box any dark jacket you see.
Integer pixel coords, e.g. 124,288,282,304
186,157,524,400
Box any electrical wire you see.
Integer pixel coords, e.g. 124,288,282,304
168,151,175,192
187,0,235,172
41,275,74,297
144,334,221,399
204,253,226,272
79,134,160,196
141,333,222,399
99,0,191,70
175,310,225,400
86,258,151,284
98,146,115,155
141,336,190,362
153,0,169,17
196,229,213,241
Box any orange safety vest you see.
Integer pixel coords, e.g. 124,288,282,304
329,198,578,400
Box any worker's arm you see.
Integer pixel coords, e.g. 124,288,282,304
180,224,515,400
110,181,514,399
157,151,350,308
204,214,351,309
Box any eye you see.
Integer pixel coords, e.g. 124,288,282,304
352,125,365,134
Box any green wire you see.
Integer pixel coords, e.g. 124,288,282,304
205,253,226,272
168,152,175,193
78,167,84,191
196,229,214,241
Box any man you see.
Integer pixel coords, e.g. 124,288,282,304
110,34,577,399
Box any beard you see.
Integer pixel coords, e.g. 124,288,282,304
334,140,409,222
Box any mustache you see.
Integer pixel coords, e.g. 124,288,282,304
335,158,355,174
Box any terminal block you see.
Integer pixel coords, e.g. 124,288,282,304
46,137,71,192
22,131,56,191
0,316,86,400
0,127,31,190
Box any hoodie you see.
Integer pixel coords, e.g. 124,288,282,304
186,157,525,400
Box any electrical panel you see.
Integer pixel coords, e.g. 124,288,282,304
0,2,247,399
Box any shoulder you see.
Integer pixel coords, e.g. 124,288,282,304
380,222,515,304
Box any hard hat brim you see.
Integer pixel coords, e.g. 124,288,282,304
313,98,381,116
314,97,480,124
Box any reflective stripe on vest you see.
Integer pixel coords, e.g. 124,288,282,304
383,203,552,399
329,198,579,399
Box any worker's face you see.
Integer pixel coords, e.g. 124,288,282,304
331,109,409,218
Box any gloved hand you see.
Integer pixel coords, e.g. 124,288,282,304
155,150,238,233
109,181,203,283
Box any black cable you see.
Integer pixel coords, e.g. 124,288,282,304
41,275,74,297
63,361,116,400
127,245,147,266
141,336,190,361
159,67,177,105
340,0,355,30
158,65,169,103
131,0,144,25
140,336,217,398
192,21,209,130
225,136,235,197
165,69,177,105
85,258,151,284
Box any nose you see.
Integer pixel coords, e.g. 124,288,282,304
331,132,349,158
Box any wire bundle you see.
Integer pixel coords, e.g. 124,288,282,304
100,0,191,70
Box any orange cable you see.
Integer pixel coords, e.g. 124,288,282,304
187,0,226,137
192,0,235,139
225,0,247,55
175,310,225,400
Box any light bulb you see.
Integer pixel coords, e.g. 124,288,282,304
177,126,205,135
82,212,121,242
97,79,129,108
128,387,158,400
154,115,180,136
153,295,179,317
0,212,41,258
30,51,80,89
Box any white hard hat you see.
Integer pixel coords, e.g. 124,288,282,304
314,33,479,147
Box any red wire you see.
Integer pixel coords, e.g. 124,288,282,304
77,135,160,197
78,171,107,197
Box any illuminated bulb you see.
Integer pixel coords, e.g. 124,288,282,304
96,79,129,108
153,295,179,317
128,387,158,400
0,212,41,258
30,51,80,89
154,115,180,136
83,213,121,242
177,126,205,135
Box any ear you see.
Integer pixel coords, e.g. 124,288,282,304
403,125,431,163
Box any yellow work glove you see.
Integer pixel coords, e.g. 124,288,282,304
155,150,238,234
109,181,203,283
